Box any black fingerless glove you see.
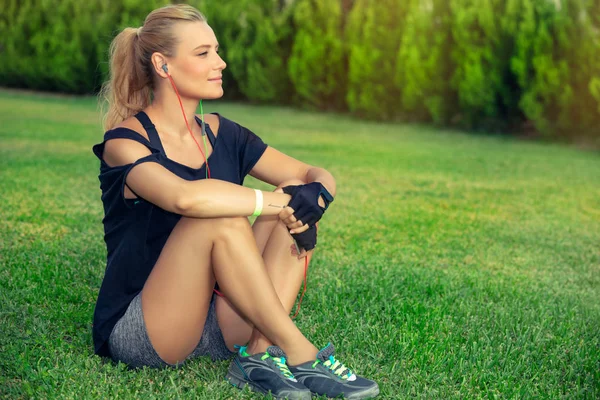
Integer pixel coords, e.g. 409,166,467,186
292,224,317,251
282,182,334,226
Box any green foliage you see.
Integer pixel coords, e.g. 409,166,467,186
346,0,409,120
506,0,600,139
287,0,346,110
203,0,295,103
0,0,170,94
0,0,89,92
448,0,519,130
190,0,242,99
395,0,455,124
0,0,598,140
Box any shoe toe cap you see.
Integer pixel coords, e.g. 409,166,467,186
276,388,312,400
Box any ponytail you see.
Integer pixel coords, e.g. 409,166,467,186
98,4,207,131
98,27,151,131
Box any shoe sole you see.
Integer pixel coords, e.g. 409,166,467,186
308,384,380,399
225,369,312,400
343,384,380,399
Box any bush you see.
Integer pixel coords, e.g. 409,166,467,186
507,0,600,139
0,0,598,141
203,0,294,103
287,0,346,110
346,0,409,120
195,0,244,100
395,0,455,124
448,0,523,131
0,0,169,94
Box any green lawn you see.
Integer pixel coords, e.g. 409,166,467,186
0,89,599,399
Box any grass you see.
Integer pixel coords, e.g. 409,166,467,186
0,88,599,399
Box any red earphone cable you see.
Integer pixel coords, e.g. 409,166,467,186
167,74,211,179
292,255,309,319
166,73,313,318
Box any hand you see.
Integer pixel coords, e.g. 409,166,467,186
281,182,334,227
275,188,310,234
290,243,309,259
277,205,309,234
290,224,317,254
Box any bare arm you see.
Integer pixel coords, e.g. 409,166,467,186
305,167,336,198
103,138,291,218
174,177,291,217
249,146,337,234
250,147,337,197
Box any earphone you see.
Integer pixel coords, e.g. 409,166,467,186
162,63,211,179
162,64,205,139
162,63,308,317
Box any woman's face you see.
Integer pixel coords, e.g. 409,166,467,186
164,21,226,100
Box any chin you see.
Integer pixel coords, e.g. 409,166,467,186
198,89,224,100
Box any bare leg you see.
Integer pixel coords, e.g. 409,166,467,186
142,215,318,365
216,180,315,355
217,218,313,351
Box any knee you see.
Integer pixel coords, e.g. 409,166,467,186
178,216,250,237
211,216,252,239
218,216,250,229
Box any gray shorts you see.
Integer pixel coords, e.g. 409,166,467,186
108,292,235,368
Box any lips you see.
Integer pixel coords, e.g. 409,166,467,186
208,76,222,81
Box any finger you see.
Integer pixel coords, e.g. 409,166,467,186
283,215,298,225
293,208,320,227
290,223,309,234
297,249,308,259
285,222,302,232
278,208,294,221
278,207,295,220
288,220,304,229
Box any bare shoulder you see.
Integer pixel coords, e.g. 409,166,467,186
113,115,150,141
199,113,221,137
103,116,152,167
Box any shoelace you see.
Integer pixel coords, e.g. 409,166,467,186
262,354,295,380
322,355,353,380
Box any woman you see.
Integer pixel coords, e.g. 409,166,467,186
92,4,378,399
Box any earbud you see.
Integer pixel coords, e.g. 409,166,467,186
162,64,169,74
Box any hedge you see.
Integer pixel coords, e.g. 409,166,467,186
287,0,346,110
0,0,598,140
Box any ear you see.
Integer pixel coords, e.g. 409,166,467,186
151,52,169,78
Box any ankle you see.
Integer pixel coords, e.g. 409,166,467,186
245,342,269,356
245,334,273,355
285,344,318,366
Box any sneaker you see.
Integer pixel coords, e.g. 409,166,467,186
225,345,312,400
288,343,380,399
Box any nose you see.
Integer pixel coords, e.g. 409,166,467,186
216,53,226,71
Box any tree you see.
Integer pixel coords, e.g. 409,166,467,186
395,0,455,124
287,0,346,110
346,0,409,120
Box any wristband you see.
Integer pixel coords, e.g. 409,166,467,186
252,189,263,217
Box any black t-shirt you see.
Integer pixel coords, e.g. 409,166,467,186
91,111,268,357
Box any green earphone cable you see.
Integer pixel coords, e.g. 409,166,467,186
199,99,210,179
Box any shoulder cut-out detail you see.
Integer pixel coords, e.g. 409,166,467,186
102,137,154,168
113,116,150,142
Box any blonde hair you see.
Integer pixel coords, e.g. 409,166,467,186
98,4,207,131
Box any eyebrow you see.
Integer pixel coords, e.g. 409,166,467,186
193,44,219,51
